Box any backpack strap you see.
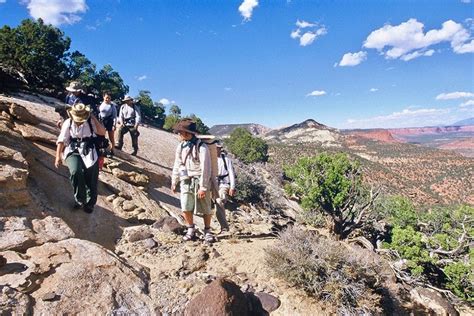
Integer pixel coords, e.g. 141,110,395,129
221,153,229,173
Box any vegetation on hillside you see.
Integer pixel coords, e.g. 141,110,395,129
224,128,268,163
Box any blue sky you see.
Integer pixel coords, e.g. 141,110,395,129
1,0,473,129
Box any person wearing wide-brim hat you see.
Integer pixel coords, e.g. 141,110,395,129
55,81,97,128
214,142,236,233
116,95,141,156
55,103,106,213
171,119,215,243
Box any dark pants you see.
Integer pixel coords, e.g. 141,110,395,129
116,125,139,153
65,153,99,206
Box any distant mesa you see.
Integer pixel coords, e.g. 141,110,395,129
209,123,272,138
345,129,399,143
452,117,474,126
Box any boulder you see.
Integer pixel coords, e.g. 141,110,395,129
0,111,13,123
31,216,75,245
410,287,459,316
0,286,32,315
184,278,249,316
153,216,184,234
0,217,36,252
14,121,56,145
9,103,40,125
8,238,155,314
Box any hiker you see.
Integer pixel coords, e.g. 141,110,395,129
116,95,141,156
215,144,236,232
171,119,215,243
98,92,117,157
55,81,97,128
55,103,106,213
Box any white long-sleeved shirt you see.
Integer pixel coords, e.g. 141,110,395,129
172,140,211,191
217,154,236,190
57,118,98,168
118,104,141,125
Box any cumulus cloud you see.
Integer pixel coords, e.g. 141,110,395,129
306,90,327,97
158,98,170,106
338,51,367,67
460,100,474,107
224,87,232,91
436,91,474,100
363,19,474,61
239,0,258,21
290,20,327,47
346,107,451,128
370,88,378,92
296,20,315,28
24,0,88,26
461,0,471,3
137,75,147,81
0,0,6,3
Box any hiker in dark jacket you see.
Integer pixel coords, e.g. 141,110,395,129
55,81,97,128
215,144,236,232
98,92,117,157
55,103,106,213
116,95,141,156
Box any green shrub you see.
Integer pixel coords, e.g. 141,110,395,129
224,128,268,164
284,152,375,239
443,261,473,301
233,169,264,204
376,196,418,228
266,227,384,315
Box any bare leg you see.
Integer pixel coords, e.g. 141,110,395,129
183,211,194,226
203,214,212,229
108,130,115,149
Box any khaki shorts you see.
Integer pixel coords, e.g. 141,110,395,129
180,177,212,216
217,186,229,204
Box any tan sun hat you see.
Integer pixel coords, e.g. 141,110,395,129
122,95,134,103
173,118,198,135
65,81,83,93
67,103,91,123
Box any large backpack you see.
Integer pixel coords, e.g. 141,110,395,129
196,135,219,200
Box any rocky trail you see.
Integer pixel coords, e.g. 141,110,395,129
0,93,318,314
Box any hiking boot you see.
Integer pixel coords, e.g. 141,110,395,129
131,151,137,156
83,204,94,214
115,145,122,150
73,201,83,209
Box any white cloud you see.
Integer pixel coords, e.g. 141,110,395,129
224,87,232,91
436,91,474,100
158,98,170,106
0,0,6,4
338,51,367,67
306,90,327,97
460,100,474,107
370,88,378,92
238,0,258,21
363,19,474,61
290,21,327,47
461,0,471,3
400,49,435,61
137,75,147,81
346,107,451,128
296,20,315,28
24,0,88,26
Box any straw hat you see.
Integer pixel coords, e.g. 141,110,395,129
65,81,83,93
122,95,134,103
67,103,91,123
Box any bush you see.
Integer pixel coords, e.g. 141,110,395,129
443,261,473,301
224,128,268,164
266,227,385,315
376,196,418,228
233,168,265,204
284,152,377,239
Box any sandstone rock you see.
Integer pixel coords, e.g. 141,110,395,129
153,216,184,234
255,292,281,313
0,217,36,252
140,238,158,249
0,111,13,123
14,121,56,145
23,239,154,314
31,216,75,245
0,147,31,210
410,287,459,316
112,196,125,210
128,229,154,243
184,278,249,316
0,100,10,112
112,168,149,186
41,291,59,302
0,285,32,315
9,103,40,125
122,200,137,212
106,194,116,202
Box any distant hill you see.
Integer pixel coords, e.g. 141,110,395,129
264,119,341,147
209,123,271,137
452,117,474,126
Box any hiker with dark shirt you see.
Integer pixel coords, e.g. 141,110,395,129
116,95,141,156
171,119,215,243
98,92,117,157
55,103,106,213
55,81,97,128
215,144,236,232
